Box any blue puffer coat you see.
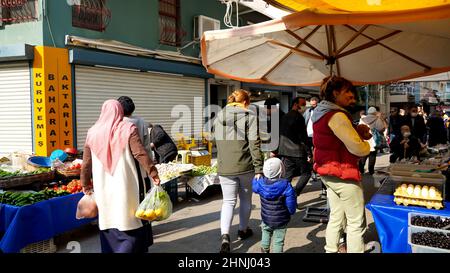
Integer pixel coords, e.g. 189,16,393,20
252,177,297,229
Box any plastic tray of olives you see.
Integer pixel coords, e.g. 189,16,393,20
408,226,450,253
408,212,450,232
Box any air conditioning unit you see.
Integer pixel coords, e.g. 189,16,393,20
194,15,220,40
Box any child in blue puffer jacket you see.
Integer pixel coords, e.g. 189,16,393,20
253,158,297,253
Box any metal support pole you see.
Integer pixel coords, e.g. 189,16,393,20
365,85,369,113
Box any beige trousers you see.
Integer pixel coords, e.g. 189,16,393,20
322,176,366,253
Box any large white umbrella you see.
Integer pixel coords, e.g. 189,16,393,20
201,5,450,86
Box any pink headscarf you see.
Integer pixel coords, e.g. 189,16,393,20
86,100,135,175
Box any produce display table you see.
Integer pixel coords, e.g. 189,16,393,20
366,178,450,253
0,192,95,253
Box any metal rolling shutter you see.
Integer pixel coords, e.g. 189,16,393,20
75,65,205,149
0,63,32,154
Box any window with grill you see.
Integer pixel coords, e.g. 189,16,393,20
159,0,183,47
72,0,111,32
0,0,38,26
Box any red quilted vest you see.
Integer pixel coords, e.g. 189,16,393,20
313,110,362,182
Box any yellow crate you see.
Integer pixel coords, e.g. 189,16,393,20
189,154,211,166
20,238,57,253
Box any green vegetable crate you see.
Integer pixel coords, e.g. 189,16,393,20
0,170,55,190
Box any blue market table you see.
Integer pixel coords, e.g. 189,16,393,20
366,179,450,253
0,192,95,253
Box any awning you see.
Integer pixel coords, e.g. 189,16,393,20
65,35,201,64
202,5,450,86
264,0,450,12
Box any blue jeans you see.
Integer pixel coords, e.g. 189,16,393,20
261,222,287,253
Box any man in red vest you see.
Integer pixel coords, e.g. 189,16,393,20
311,76,371,253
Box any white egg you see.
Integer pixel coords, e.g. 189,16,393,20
407,185,414,196
413,186,422,197
421,186,429,198
401,184,407,190
429,187,437,198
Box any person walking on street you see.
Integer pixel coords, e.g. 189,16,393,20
278,97,311,207
213,89,264,253
304,96,326,198
80,100,160,253
387,107,406,146
427,111,448,147
404,105,427,145
253,158,296,253
117,96,152,157
312,76,370,253
304,97,319,149
118,96,153,189
359,107,388,175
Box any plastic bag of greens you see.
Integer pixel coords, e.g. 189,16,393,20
135,185,172,222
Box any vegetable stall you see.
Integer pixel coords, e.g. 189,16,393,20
0,150,93,253
367,149,450,253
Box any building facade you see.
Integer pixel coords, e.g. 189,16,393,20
0,0,285,155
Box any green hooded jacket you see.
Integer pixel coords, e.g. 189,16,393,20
213,104,263,176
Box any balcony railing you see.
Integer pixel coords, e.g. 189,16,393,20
0,0,38,25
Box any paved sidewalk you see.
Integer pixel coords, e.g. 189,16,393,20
56,154,391,253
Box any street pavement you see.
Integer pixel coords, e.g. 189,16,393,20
56,154,391,253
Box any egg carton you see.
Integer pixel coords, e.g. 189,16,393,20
390,175,446,201
408,226,450,253
394,183,443,198
394,196,444,210
408,212,450,232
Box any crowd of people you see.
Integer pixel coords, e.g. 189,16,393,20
79,77,449,254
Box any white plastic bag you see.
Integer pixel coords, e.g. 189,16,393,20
76,193,98,219
135,185,172,222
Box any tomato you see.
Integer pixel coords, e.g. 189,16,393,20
76,185,82,191
53,186,58,191
62,185,67,191
75,164,81,169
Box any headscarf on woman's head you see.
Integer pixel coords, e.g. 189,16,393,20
86,99,136,175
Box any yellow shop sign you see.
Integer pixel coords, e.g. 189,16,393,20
32,46,74,156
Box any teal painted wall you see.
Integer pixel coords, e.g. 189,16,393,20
42,0,227,57
43,0,157,49
0,0,43,46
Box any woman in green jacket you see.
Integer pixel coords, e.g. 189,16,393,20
213,89,264,253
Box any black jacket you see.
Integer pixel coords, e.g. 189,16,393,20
149,125,178,163
427,116,447,147
388,115,406,138
403,115,427,143
389,135,421,163
278,110,309,158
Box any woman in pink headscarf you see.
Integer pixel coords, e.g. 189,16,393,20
80,99,160,253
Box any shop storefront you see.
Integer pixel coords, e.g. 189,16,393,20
0,44,213,156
